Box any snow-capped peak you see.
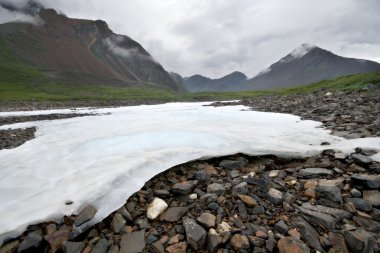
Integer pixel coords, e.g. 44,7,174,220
290,43,316,59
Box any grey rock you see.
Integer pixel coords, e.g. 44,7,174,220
352,216,380,232
207,183,226,195
63,241,84,253
346,198,372,211
274,220,289,234
208,202,219,210
268,170,287,179
301,202,352,220
299,206,337,229
207,229,222,253
350,188,362,198
120,230,146,253
230,234,250,250
118,206,133,222
91,238,108,253
290,216,324,252
74,205,97,226
228,170,240,178
199,193,218,207
267,188,284,205
328,232,348,253
363,190,380,207
197,213,216,228
351,153,373,165
108,245,119,253
17,231,42,253
182,217,207,251
172,181,197,194
160,207,189,222
195,170,210,182
219,158,248,170
299,168,333,178
265,231,276,252
344,228,376,253
316,185,342,202
151,241,165,253
232,182,249,195
351,174,380,189
371,208,380,221
111,213,126,233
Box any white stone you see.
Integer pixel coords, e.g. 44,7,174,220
147,198,168,220
189,193,198,200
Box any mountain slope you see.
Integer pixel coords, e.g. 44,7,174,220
243,44,380,90
0,6,181,91
184,71,247,92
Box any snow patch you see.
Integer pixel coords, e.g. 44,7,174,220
280,43,316,63
0,102,379,243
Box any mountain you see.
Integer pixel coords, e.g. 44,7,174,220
0,4,181,91
184,71,248,92
243,44,380,90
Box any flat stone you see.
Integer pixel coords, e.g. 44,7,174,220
346,198,372,212
182,217,206,251
269,170,287,178
334,152,346,160
207,183,226,195
17,231,42,253
151,241,165,253
363,190,380,207
299,207,337,229
74,205,97,226
207,229,222,253
111,213,126,233
197,213,216,228
172,181,197,194
120,230,146,253
278,237,310,253
274,220,289,234
267,188,284,205
166,242,187,253
301,202,351,220
299,168,333,178
63,241,84,253
351,174,380,189
238,194,257,206
160,207,189,222
344,228,376,253
230,234,250,250
107,245,119,253
91,238,108,253
316,185,342,202
147,198,168,220
228,170,240,178
351,153,373,165
352,216,380,232
329,232,349,253
219,158,247,170
289,216,323,252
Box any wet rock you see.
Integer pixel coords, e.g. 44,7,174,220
351,174,380,189
166,242,187,253
267,188,284,205
278,237,310,253
289,216,324,253
172,181,197,194
197,213,216,228
207,183,226,195
111,213,126,233
363,190,380,207
182,217,206,251
316,185,342,202
230,234,250,250
344,228,376,253
346,198,372,212
74,205,97,226
17,231,42,253
219,158,247,170
299,168,333,178
91,238,108,253
160,207,189,222
120,230,146,253
274,220,289,234
207,229,222,253
147,198,168,220
63,241,84,253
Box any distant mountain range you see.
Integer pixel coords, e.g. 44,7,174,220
183,44,380,92
0,3,182,91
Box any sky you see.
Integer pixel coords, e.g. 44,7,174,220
1,0,380,78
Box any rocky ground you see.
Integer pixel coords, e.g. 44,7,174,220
1,150,379,253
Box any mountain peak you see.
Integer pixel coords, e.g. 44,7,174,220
290,43,316,58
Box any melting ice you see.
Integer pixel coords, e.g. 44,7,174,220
0,102,379,243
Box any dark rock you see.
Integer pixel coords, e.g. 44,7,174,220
17,231,42,253
350,188,362,198
352,216,380,232
289,216,324,252
299,206,337,229
63,241,84,253
299,168,333,178
277,237,310,253
244,177,271,191
172,181,197,194
111,213,126,233
91,238,108,253
344,228,376,253
351,153,373,165
237,201,248,220
146,234,159,245
301,202,351,220
197,213,216,228
267,188,284,205
232,182,249,195
207,183,226,195
248,236,265,247
0,241,19,253
219,158,247,170
351,174,380,189
208,202,220,210
195,170,210,182
228,170,240,178
346,198,372,212
207,229,222,253
363,190,380,207
74,205,97,226
120,230,146,253
252,205,265,215
371,208,380,221
316,185,342,202
199,194,218,207
160,207,189,222
230,234,250,250
328,232,349,253
44,227,70,253
118,206,133,222
265,231,276,252
182,217,206,251
274,220,289,234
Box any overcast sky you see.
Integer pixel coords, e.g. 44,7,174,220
2,0,380,78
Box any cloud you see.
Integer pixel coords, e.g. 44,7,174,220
0,0,43,25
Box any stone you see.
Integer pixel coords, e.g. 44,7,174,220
207,229,222,253
232,182,249,195
316,185,342,202
267,188,284,205
172,181,197,194
120,230,146,253
248,236,265,247
63,241,84,253
189,193,197,200
0,241,19,253
301,202,351,220
160,207,189,222
91,238,108,253
266,231,276,252
269,170,287,178
289,216,324,253
118,206,133,221
274,220,289,234
182,217,206,251
328,232,349,253
108,245,119,253
199,194,218,207
351,174,380,189
344,228,376,253
278,237,310,253
346,198,372,212
350,188,362,197
230,234,250,250
351,153,373,165
44,228,70,253
219,158,247,170
154,189,170,197
151,241,165,253
17,231,42,253
197,213,216,228
207,183,226,195
229,170,240,178
195,170,210,182
208,202,219,210
111,213,126,233
74,205,97,226
299,207,337,229
147,198,168,220
363,190,380,207
166,242,187,253
334,152,346,160
352,216,380,232
238,194,257,206
299,168,333,178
